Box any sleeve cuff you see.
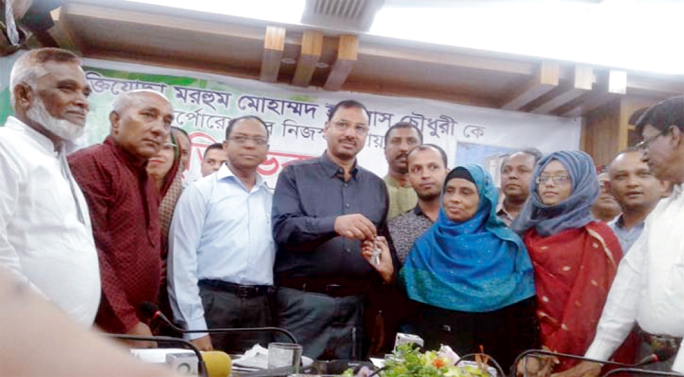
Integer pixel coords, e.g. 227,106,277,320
182,317,209,341
316,216,337,234
584,339,615,361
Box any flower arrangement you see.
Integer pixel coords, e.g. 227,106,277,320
342,344,497,377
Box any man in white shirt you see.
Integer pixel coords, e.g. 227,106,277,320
168,116,275,353
0,48,100,325
559,95,684,376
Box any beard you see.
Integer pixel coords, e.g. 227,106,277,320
26,98,85,141
417,191,441,201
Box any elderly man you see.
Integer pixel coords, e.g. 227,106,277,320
0,48,100,325
272,100,390,359
497,149,542,225
200,142,228,177
69,89,173,345
559,96,684,376
607,149,666,253
169,116,275,353
383,122,423,220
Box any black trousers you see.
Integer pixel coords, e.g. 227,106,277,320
414,296,539,372
199,285,273,354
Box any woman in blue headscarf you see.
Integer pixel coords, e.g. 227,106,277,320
399,163,538,370
511,150,630,372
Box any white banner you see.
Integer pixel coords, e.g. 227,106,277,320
80,58,580,187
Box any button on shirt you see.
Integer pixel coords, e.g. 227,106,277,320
0,116,100,325
168,164,274,338
272,152,389,279
585,184,684,373
608,214,645,254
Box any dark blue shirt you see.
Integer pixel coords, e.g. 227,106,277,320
272,152,388,280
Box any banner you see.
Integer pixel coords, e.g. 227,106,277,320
3,56,581,187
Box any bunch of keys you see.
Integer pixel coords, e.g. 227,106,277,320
371,237,381,266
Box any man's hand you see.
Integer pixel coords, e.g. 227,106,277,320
334,214,376,240
361,237,394,283
551,361,601,377
191,335,214,351
123,322,157,348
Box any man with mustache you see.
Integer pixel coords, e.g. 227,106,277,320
272,100,391,359
0,48,100,325
69,89,174,347
168,116,275,353
607,149,667,254
558,96,684,376
383,122,423,220
497,149,542,225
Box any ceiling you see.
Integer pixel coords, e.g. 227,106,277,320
14,0,684,117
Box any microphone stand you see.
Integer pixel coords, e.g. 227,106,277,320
602,368,684,377
108,334,207,377
154,315,298,345
511,349,638,377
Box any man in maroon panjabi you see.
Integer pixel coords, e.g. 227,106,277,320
69,89,174,345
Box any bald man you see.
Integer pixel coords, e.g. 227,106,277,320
69,90,174,346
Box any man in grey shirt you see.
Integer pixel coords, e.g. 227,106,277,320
272,100,390,360
387,144,448,263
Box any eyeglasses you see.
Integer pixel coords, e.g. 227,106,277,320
331,121,369,135
636,127,670,151
536,175,571,185
229,135,268,146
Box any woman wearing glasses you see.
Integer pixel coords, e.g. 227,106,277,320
512,150,630,373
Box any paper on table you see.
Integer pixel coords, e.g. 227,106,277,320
232,344,313,369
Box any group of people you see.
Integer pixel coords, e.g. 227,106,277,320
2,47,683,377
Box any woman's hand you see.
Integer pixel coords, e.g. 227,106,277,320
361,236,394,283
517,355,557,377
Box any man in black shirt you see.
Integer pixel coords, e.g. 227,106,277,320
272,100,390,360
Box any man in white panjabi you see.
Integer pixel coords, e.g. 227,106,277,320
559,95,684,376
0,48,100,325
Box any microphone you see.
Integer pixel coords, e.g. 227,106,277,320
634,347,678,367
108,334,208,377
510,348,679,377
108,334,233,377
139,302,299,344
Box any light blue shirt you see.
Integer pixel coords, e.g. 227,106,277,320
608,214,645,254
167,164,275,338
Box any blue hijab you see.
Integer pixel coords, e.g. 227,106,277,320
400,164,535,313
511,150,599,237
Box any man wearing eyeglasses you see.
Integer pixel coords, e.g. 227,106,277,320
558,96,684,377
272,100,391,360
167,116,275,354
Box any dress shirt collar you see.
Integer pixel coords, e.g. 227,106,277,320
5,116,77,156
216,163,267,192
609,213,645,231
320,151,358,180
673,183,682,199
412,204,431,219
104,136,148,172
